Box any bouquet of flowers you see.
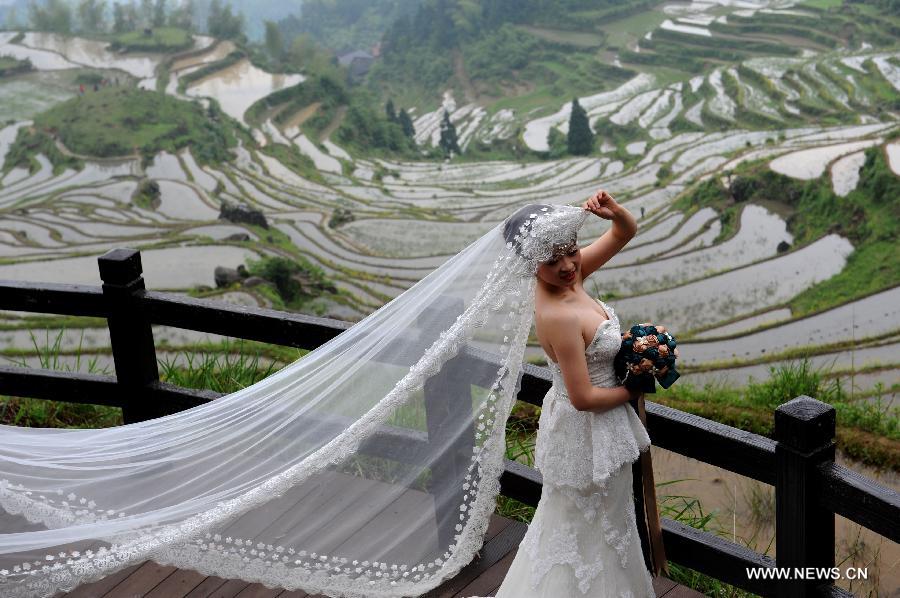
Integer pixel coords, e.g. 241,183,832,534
614,322,680,393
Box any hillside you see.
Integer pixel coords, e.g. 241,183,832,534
276,0,422,54
371,0,642,107
373,0,900,107
354,0,900,159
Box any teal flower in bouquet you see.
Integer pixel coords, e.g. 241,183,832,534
614,323,680,393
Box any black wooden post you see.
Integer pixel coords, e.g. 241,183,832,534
775,396,836,598
98,248,161,424
630,403,654,574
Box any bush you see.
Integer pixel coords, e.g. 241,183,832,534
0,55,33,77
546,127,567,159
246,256,335,305
134,179,160,208
745,359,845,410
462,24,540,82
328,207,355,229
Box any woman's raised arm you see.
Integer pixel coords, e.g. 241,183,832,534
579,190,637,280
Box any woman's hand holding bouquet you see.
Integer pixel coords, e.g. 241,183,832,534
614,322,680,394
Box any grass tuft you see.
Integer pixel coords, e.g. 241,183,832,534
157,342,278,394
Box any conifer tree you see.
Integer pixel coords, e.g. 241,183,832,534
264,20,283,61
398,108,415,140
168,0,193,29
140,0,153,25
153,0,166,27
78,0,105,32
566,98,593,156
438,109,460,156
112,2,128,32
385,99,397,122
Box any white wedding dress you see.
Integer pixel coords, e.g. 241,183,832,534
480,300,656,598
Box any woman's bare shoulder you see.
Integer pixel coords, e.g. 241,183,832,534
535,300,580,339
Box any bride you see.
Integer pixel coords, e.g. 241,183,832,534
486,192,657,598
0,193,658,598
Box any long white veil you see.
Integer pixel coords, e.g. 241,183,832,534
0,204,590,598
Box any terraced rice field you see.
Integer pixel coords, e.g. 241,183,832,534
1,4,898,402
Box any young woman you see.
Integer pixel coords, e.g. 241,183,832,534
487,192,656,597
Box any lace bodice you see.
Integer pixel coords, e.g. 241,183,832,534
535,300,652,491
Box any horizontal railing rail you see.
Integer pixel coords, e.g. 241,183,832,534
0,248,897,598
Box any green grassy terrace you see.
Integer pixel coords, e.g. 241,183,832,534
0,55,32,77
5,87,238,169
108,27,194,53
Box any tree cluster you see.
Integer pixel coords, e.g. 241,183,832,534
207,0,242,39
385,99,415,140
337,89,417,154
26,0,248,39
276,0,419,54
25,0,199,34
28,0,73,33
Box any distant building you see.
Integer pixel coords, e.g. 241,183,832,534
337,50,374,81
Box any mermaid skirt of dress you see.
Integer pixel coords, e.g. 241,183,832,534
488,462,656,598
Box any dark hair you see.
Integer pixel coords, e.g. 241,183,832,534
502,203,554,258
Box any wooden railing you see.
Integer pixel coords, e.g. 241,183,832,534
1,248,897,598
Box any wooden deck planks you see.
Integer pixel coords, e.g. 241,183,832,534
424,518,527,598
61,513,702,598
453,548,517,598
182,576,229,598
233,583,284,598
657,581,708,598
144,568,208,598
202,578,251,597
652,575,680,596
59,563,142,598
100,561,178,596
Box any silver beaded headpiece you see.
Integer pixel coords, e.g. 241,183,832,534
504,204,590,275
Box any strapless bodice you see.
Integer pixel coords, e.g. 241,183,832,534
535,300,652,490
